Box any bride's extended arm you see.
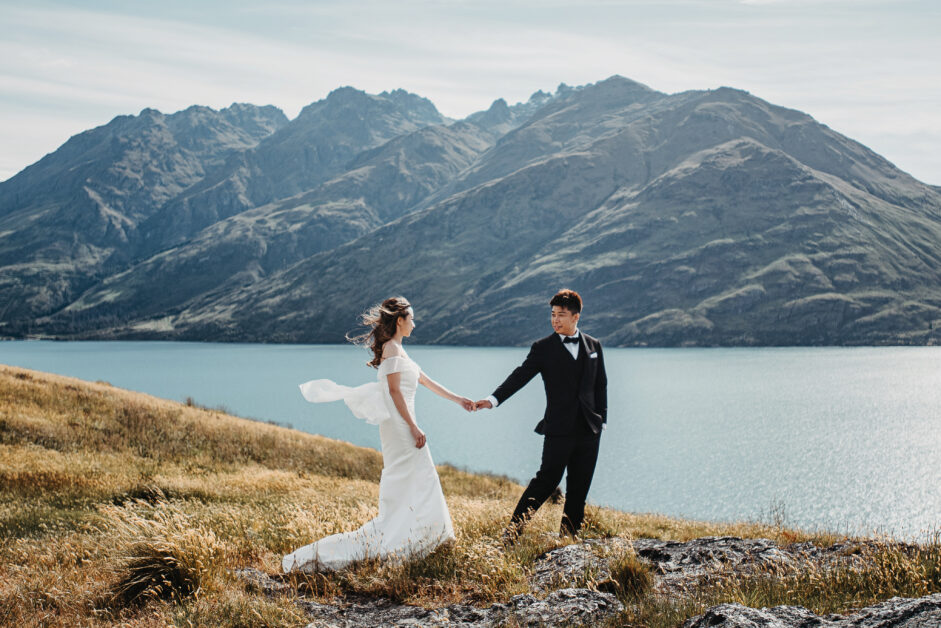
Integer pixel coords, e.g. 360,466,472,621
419,372,475,411
387,372,426,448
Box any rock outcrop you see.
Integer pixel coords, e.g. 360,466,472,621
633,536,796,595
234,536,940,627
682,592,941,628
530,537,632,592
294,588,623,628
529,536,869,596
234,566,624,628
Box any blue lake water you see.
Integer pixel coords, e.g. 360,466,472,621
2,340,939,540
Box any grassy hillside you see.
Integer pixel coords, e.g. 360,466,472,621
1,364,937,627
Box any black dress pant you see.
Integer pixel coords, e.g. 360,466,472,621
510,417,601,536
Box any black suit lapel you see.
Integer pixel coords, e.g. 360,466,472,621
578,335,596,390
554,334,576,361
576,335,588,373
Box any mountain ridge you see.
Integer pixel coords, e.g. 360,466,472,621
2,75,939,345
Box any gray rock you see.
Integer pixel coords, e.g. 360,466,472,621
296,588,623,627
624,536,916,600
633,536,794,576
233,566,291,596
296,595,452,627
632,536,795,596
682,603,833,627
233,537,936,627
848,594,941,627
527,536,891,599
682,593,941,628
492,588,624,627
530,537,632,592
234,566,623,627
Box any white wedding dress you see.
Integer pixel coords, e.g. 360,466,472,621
282,355,455,572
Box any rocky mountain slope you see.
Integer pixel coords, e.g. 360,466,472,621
0,103,287,323
2,76,939,345
54,122,495,328
135,88,450,256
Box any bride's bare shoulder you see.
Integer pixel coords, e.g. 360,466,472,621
381,341,405,362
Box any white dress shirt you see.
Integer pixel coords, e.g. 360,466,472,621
487,329,579,408
559,329,581,359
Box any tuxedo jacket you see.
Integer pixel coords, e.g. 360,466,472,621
492,332,607,436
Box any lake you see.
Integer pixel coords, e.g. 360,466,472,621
2,340,939,540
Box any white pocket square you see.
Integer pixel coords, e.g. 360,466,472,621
589,352,598,358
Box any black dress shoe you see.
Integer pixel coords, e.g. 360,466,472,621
560,524,580,539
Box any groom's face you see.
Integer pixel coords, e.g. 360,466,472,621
551,306,579,336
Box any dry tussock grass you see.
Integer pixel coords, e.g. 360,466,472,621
102,502,227,606
617,534,941,628
718,535,941,612
3,364,935,627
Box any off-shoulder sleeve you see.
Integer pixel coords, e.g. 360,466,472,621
298,379,391,425
377,356,411,376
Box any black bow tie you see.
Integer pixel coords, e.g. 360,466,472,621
562,335,579,344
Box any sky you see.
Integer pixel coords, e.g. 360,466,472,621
1,0,939,185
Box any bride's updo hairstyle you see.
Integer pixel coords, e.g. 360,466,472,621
348,296,412,368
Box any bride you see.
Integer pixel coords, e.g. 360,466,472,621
283,296,474,573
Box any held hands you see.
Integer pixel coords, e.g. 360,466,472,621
410,424,426,449
450,395,489,412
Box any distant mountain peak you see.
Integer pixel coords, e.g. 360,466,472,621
327,84,365,99
296,86,443,123
223,102,282,114
524,90,553,109
382,87,430,103
581,75,660,99
465,98,513,130
715,85,750,95
598,74,655,90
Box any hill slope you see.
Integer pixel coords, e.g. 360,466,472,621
2,364,939,627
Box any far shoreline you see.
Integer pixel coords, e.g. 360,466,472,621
2,335,940,349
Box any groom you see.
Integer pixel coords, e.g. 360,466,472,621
476,289,607,540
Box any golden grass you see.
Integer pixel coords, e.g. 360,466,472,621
614,535,941,628
608,550,656,599
1,363,936,627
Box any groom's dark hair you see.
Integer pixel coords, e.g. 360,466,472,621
550,289,582,314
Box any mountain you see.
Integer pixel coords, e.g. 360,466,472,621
135,88,450,255
0,103,288,323
55,122,494,327
0,87,450,331
3,77,940,345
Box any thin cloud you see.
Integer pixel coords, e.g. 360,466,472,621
0,1,938,184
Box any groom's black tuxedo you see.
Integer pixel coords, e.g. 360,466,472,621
490,331,607,536
493,332,607,436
